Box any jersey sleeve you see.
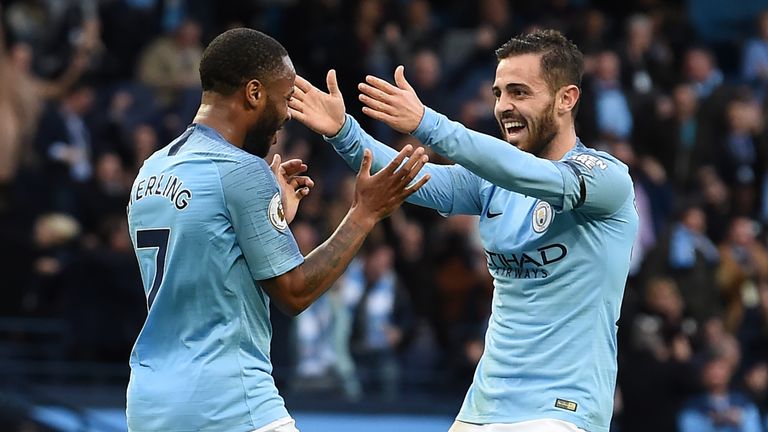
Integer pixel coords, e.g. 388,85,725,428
412,107,634,216
325,114,483,216
555,152,635,216
218,156,304,281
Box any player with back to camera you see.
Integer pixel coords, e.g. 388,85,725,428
289,29,639,432
125,28,430,432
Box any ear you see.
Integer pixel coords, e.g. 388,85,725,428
558,85,580,116
244,79,264,109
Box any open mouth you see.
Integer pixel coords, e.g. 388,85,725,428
503,120,526,137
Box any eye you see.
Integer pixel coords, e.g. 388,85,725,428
492,89,501,99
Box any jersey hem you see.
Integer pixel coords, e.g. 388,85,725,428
456,412,607,432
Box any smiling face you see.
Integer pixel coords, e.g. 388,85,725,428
492,53,559,157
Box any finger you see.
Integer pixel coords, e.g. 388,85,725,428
293,82,308,98
359,94,396,116
358,82,392,104
394,65,413,91
289,175,314,190
397,146,425,175
288,106,308,123
361,106,395,124
380,145,413,175
290,88,305,103
364,74,399,95
295,187,311,199
270,153,281,172
402,154,429,186
281,159,307,176
285,168,308,181
358,149,373,179
294,74,315,93
288,97,303,110
327,69,341,96
403,173,431,197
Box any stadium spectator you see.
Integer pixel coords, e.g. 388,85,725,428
137,18,203,133
653,202,722,323
34,81,97,214
620,277,698,432
742,10,768,104
342,241,412,400
678,355,763,432
717,217,768,332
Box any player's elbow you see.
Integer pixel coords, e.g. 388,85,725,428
272,298,306,317
275,302,306,317
260,273,310,316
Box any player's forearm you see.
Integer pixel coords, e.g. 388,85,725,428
325,114,454,213
412,107,567,207
326,114,403,175
289,207,375,312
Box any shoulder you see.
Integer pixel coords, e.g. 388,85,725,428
565,146,629,176
215,149,271,180
744,39,763,52
563,146,633,192
680,395,709,411
730,392,759,408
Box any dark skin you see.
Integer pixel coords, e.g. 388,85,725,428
193,60,431,316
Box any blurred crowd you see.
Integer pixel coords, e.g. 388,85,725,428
2,0,768,431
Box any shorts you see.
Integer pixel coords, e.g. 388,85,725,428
449,419,585,432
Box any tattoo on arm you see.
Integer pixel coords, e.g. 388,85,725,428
299,212,371,303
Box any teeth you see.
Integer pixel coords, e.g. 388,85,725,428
503,121,525,129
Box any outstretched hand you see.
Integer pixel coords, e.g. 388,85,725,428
270,154,315,225
289,70,347,137
352,145,430,226
358,65,425,134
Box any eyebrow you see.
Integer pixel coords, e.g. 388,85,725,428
492,83,533,94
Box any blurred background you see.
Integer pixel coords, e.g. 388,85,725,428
2,0,768,431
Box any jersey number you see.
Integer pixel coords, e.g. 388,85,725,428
136,228,170,309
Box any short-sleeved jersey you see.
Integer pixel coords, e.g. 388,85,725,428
126,124,304,432
327,109,638,432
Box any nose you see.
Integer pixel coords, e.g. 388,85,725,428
497,93,515,111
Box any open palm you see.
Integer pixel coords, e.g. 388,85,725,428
289,70,347,137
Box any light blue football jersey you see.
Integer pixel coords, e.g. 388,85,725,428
326,108,638,432
126,124,304,432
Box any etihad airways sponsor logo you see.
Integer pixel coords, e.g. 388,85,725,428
485,243,567,279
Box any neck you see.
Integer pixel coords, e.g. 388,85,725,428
541,123,577,160
193,93,246,147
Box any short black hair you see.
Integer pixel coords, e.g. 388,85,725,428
496,29,583,114
199,28,290,95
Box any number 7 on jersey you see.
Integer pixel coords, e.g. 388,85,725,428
136,228,171,309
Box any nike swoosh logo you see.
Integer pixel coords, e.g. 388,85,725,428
486,209,502,218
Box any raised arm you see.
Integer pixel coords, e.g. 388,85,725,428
289,71,483,216
359,66,634,216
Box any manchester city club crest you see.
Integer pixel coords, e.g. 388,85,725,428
268,193,288,231
532,200,553,233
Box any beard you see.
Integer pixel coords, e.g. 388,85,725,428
243,99,282,158
498,99,558,157
527,100,558,157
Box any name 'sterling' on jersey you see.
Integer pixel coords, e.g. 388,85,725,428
485,243,568,279
129,173,192,210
